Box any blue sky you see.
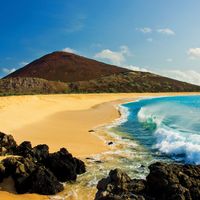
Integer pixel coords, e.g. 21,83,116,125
1,0,200,84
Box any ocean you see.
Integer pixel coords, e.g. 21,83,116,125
119,95,200,165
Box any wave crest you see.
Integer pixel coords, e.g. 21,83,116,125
137,102,200,164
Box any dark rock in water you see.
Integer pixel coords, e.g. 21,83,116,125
44,148,86,182
94,160,103,164
0,132,17,155
86,157,94,160
108,141,113,145
146,162,200,200
95,168,145,200
95,162,200,200
75,158,86,174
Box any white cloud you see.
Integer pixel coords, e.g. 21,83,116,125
124,65,149,72
123,64,200,86
157,28,175,35
2,68,16,74
94,45,131,65
136,27,152,33
19,61,29,67
62,47,77,54
187,48,200,59
158,70,200,86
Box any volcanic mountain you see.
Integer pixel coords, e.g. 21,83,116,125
5,51,130,82
2,51,200,95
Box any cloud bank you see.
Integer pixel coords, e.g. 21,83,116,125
187,48,200,59
94,45,130,65
62,47,77,54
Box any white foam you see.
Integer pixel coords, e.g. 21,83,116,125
137,107,163,126
155,127,200,164
107,105,130,128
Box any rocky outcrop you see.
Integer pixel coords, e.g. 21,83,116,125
0,132,17,155
146,162,200,200
0,77,68,95
95,162,200,200
44,147,86,182
0,132,86,195
2,156,64,195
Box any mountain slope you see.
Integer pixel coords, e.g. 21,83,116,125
2,51,200,95
0,77,68,95
4,51,130,82
67,71,200,93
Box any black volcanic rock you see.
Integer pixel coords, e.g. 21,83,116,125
146,162,200,200
95,162,200,200
15,141,33,157
2,157,63,195
95,168,145,200
44,148,86,182
0,132,17,155
32,144,49,162
0,132,86,195
16,166,64,195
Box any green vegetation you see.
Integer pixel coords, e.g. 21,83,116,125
1,71,200,96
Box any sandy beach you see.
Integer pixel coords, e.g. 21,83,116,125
0,92,199,200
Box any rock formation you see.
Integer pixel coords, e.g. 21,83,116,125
95,162,200,200
0,132,86,195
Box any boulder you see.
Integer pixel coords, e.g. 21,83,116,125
0,132,86,195
15,142,49,163
146,162,200,200
1,156,63,195
95,162,200,200
0,162,6,182
32,144,49,162
15,141,33,157
16,166,64,195
95,168,145,200
0,132,17,155
44,148,86,182
75,158,86,174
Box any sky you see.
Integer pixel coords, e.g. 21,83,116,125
1,0,200,85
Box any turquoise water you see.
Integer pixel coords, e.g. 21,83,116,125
118,95,200,165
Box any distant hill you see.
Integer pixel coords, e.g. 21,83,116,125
2,51,200,95
4,51,130,82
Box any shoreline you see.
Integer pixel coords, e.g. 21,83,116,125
0,92,200,200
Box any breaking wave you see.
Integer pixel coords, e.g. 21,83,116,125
137,101,200,164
